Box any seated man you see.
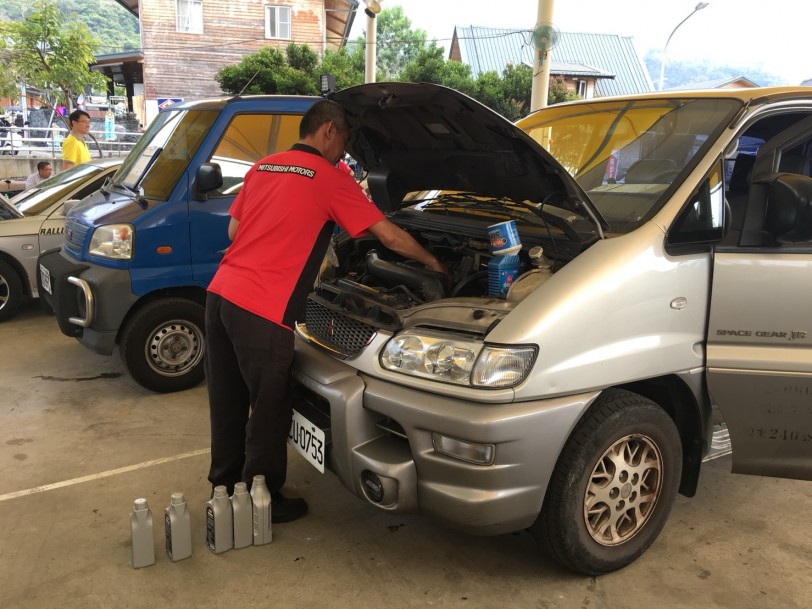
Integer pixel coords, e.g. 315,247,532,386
25,161,53,190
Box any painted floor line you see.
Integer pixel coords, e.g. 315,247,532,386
0,448,210,503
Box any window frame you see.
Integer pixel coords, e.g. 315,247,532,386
176,0,203,34
265,4,292,40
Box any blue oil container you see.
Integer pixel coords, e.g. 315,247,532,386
488,254,521,296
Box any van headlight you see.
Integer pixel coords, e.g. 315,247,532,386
88,224,134,260
380,329,536,388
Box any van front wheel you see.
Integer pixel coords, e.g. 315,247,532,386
533,389,682,575
120,298,206,393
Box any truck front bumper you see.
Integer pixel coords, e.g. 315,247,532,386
291,339,599,536
38,249,137,355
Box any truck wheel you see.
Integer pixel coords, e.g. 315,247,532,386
0,259,23,322
120,298,206,393
533,388,682,575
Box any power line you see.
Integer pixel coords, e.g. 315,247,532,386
97,29,532,55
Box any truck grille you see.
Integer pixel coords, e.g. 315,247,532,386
302,298,377,357
64,217,90,257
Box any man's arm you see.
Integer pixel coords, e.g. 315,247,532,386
367,219,447,275
228,217,239,240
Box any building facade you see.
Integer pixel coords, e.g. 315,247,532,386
110,0,357,123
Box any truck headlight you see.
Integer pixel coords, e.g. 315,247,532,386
380,330,536,388
88,224,134,260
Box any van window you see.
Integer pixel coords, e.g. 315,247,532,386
205,113,303,197
668,163,725,248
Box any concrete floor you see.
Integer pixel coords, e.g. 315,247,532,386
1,300,811,609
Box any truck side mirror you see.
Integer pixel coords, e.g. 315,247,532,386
194,163,223,200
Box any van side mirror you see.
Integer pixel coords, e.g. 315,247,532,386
194,163,223,200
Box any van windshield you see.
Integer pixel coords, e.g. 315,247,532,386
517,97,741,233
113,108,217,200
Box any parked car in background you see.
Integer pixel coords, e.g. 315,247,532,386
0,159,121,321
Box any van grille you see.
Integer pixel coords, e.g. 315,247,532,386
64,217,90,257
302,298,377,357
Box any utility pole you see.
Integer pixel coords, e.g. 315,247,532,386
530,0,555,112
363,0,383,83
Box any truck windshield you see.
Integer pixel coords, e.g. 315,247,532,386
517,97,741,232
113,108,217,200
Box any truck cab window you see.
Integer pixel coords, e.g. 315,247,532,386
205,113,302,197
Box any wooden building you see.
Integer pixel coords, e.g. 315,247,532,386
110,0,358,122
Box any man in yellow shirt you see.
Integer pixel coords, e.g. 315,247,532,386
62,110,92,169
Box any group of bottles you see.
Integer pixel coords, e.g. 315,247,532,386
130,474,272,568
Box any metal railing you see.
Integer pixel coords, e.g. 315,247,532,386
0,126,141,159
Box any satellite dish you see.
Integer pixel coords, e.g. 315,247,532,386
532,23,561,52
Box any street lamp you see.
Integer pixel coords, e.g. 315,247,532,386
658,2,709,91
362,0,382,83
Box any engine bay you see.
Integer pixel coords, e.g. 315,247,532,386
312,193,596,322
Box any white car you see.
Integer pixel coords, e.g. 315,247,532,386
0,159,122,321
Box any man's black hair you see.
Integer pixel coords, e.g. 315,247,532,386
68,109,90,126
37,161,51,171
299,100,349,139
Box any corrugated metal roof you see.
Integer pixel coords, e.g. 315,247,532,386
552,62,614,79
454,26,652,96
669,76,759,90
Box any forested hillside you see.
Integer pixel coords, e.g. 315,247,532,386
0,0,140,54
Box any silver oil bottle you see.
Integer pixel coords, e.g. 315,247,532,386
206,485,233,554
130,498,155,568
250,475,272,545
164,492,192,561
231,482,253,549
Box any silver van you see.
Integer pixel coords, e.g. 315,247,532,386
290,83,812,573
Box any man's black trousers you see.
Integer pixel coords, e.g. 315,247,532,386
205,292,295,494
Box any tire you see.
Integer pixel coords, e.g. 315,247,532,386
533,388,682,575
0,259,23,322
120,298,206,393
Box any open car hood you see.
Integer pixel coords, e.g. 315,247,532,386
331,82,608,234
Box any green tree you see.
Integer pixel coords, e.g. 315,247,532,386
400,44,477,96
0,0,140,54
548,76,579,105
374,6,428,80
215,45,321,96
0,0,108,111
320,44,365,91
400,47,575,120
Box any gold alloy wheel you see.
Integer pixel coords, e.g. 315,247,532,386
583,433,663,546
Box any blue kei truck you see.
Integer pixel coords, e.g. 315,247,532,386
38,95,318,392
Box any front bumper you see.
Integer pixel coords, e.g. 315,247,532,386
37,249,137,355
291,339,599,535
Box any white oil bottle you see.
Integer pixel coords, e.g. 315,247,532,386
165,492,192,561
130,498,155,568
250,475,272,545
231,482,253,549
206,485,233,554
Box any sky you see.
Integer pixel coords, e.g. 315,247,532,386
349,0,811,86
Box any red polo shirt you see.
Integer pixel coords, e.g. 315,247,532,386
208,145,384,329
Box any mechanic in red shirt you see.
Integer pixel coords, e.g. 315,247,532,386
205,100,446,522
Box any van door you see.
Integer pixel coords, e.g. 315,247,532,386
707,149,812,481
189,111,305,283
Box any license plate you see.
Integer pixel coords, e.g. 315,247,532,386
40,264,51,295
288,409,325,473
